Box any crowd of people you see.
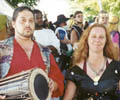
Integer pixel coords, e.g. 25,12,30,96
0,5,120,100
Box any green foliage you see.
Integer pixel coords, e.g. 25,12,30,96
68,0,120,21
6,0,40,8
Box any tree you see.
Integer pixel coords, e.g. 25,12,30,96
67,0,120,21
6,0,40,8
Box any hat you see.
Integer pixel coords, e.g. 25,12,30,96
109,16,119,24
54,14,69,25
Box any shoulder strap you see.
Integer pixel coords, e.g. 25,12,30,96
71,25,83,39
72,25,80,37
0,37,14,78
37,43,51,74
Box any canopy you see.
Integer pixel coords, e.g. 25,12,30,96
0,0,14,17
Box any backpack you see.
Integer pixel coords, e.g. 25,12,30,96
68,24,83,40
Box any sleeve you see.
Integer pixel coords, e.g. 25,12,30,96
49,30,60,54
58,29,66,40
48,54,64,97
114,61,120,79
65,67,85,85
117,63,120,79
65,68,76,83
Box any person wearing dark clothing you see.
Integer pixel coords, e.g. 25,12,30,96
63,24,120,100
69,11,84,47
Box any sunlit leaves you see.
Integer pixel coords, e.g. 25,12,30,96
68,0,120,20
6,0,40,7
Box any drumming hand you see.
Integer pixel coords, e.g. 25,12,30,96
49,78,58,92
0,95,6,99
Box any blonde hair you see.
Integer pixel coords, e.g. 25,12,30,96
108,16,119,32
73,23,118,65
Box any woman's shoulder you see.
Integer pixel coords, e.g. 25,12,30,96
107,58,112,63
107,57,120,64
107,58,120,71
68,61,85,73
65,61,86,83
76,61,85,69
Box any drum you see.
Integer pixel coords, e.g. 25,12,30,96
0,68,51,100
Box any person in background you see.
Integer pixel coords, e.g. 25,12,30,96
98,10,109,26
43,19,49,29
108,15,120,59
33,9,60,57
84,20,89,30
54,14,71,51
63,24,120,100
54,14,72,71
0,6,64,99
69,11,84,48
48,21,56,32
93,16,99,24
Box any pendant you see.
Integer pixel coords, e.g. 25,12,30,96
93,76,100,86
94,81,98,86
87,97,94,100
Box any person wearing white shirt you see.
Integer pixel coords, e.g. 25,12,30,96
34,28,60,54
33,9,60,55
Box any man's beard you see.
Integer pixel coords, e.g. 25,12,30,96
22,32,33,38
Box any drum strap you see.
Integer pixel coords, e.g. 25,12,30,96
41,47,51,74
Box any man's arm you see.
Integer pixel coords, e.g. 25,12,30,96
48,54,64,97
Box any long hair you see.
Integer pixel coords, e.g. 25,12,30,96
73,23,118,65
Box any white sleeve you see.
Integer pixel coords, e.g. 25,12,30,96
49,30,61,54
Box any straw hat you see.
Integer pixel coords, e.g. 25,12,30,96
109,16,119,24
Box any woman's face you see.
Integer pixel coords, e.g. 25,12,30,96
74,13,83,24
88,26,106,53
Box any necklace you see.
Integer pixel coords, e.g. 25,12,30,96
87,58,106,86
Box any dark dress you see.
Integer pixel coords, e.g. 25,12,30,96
65,60,120,100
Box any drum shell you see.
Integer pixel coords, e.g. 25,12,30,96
0,68,51,100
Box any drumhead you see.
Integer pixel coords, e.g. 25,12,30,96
29,68,51,100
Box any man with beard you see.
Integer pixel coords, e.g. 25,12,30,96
0,6,64,99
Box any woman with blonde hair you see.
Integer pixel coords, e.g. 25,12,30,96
63,24,120,100
108,15,120,59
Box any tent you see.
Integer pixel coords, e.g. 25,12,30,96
0,0,14,17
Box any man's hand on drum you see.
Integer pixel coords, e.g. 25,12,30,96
49,78,58,92
0,95,6,99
